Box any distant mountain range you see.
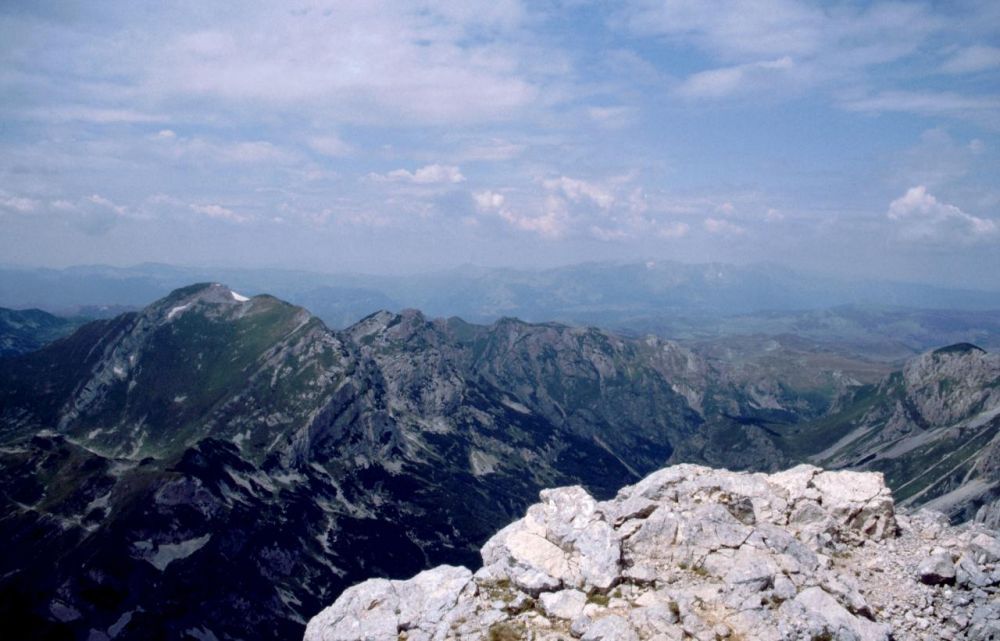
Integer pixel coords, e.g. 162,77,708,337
3,261,999,331
1,284,998,640
0,308,86,357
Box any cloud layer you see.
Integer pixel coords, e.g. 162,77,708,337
0,1,998,287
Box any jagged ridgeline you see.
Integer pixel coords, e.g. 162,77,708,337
0,283,707,641
1,284,998,641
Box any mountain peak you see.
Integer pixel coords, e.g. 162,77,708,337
933,342,986,357
154,283,255,323
163,282,251,305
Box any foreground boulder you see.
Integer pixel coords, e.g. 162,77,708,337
305,464,1000,641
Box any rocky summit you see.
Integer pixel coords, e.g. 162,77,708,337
305,464,1000,641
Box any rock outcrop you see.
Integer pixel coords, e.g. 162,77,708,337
305,464,1000,641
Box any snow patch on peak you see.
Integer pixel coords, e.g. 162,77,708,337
167,303,192,320
231,291,250,303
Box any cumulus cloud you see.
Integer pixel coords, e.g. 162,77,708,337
887,186,996,244
474,189,567,238
704,217,746,234
375,164,466,184
190,203,249,223
475,177,705,242
499,195,569,238
543,176,614,209
474,190,506,210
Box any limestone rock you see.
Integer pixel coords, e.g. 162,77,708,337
305,464,1000,641
918,550,957,585
539,589,587,620
303,565,473,641
479,485,620,594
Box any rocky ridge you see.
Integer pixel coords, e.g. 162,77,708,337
305,464,1000,641
805,344,1000,524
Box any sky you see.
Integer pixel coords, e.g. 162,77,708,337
1,1,999,288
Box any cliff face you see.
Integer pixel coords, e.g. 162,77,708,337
305,464,1000,641
804,344,1000,523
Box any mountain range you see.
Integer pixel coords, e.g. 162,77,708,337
0,283,997,640
3,261,1000,331
0,307,85,357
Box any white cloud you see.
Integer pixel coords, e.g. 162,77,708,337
474,190,506,210
498,194,568,238
624,0,821,60
190,203,249,223
587,105,636,128
543,176,614,209
624,0,938,65
43,194,131,235
144,4,539,125
841,91,1000,116
676,57,794,99
704,217,746,234
221,141,295,164
307,135,353,157
88,194,127,216
940,45,1000,74
377,164,466,184
25,106,169,124
657,222,690,238
0,192,40,214
151,133,298,165
894,128,985,189
474,188,567,238
887,186,996,244
452,138,526,162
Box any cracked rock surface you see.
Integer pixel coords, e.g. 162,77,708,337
305,464,1000,641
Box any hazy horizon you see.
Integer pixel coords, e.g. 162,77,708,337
2,2,999,289
5,256,1000,294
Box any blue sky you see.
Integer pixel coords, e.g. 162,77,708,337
1,1,999,288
